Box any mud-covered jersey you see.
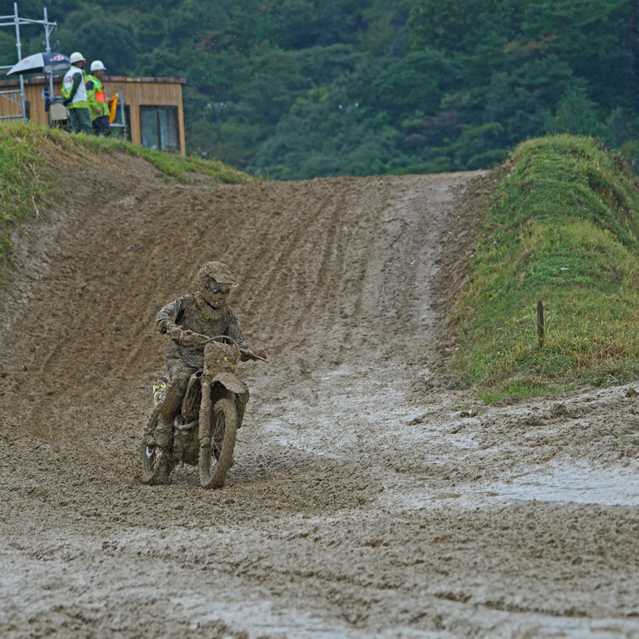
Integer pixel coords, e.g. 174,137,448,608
156,293,248,370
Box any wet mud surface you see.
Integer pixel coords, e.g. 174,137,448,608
1,156,639,637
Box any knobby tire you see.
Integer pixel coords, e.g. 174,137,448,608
199,397,238,489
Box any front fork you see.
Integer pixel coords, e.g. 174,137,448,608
198,379,212,449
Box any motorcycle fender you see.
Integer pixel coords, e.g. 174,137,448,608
212,371,248,396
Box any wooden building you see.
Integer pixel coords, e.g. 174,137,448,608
0,75,186,154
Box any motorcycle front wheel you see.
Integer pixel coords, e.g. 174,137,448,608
199,397,238,489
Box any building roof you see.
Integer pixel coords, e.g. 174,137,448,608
104,76,186,85
0,74,186,87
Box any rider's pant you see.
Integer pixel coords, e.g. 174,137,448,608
155,360,198,449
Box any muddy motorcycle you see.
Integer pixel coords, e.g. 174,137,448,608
142,335,263,488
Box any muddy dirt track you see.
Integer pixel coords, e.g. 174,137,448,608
1,151,639,638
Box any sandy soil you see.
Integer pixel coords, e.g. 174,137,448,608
1,154,639,638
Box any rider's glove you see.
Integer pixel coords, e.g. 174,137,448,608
179,330,208,347
240,348,268,362
167,325,183,342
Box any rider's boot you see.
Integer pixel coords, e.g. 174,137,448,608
151,375,188,485
153,422,172,485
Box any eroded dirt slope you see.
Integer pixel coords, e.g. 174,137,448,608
1,151,639,639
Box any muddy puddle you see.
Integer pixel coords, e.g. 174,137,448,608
387,461,639,512
170,584,366,639
488,462,639,506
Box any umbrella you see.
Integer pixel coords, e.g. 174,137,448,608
7,52,70,77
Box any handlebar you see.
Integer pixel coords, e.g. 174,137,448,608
203,334,267,361
204,334,240,347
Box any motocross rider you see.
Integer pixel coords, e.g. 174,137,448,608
148,261,262,483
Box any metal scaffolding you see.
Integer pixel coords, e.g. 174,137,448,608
0,2,57,121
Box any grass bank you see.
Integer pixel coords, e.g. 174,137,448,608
0,125,47,261
55,128,251,183
452,135,639,403
0,123,250,264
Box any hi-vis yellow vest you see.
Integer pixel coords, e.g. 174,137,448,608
86,74,109,120
61,66,88,109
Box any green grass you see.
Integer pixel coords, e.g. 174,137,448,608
452,135,639,403
0,123,251,265
54,128,252,183
0,125,48,261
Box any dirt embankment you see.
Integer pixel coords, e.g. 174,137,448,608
1,149,639,639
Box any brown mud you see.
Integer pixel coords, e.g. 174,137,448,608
1,153,639,638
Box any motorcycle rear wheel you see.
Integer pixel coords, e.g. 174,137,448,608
199,397,238,489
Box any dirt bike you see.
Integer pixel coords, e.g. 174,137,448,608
141,335,264,488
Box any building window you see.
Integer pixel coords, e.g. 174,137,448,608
140,106,179,152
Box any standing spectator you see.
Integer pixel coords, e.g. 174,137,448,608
86,60,111,136
62,52,91,134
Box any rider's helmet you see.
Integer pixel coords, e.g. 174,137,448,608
197,261,238,309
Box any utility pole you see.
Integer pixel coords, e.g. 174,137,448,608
13,2,27,121
43,6,54,106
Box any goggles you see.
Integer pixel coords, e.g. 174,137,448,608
208,282,232,295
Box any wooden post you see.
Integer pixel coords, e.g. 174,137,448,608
537,300,545,349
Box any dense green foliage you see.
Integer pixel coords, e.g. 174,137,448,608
3,1,639,178
0,123,248,265
453,135,639,402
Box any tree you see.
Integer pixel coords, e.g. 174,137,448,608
545,85,607,138
19,0,639,177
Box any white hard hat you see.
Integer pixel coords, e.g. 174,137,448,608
90,60,106,72
69,52,86,64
